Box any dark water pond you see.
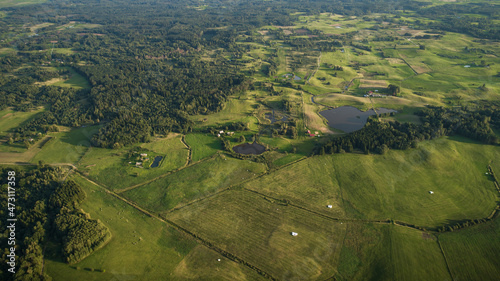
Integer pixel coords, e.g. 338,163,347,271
233,142,266,155
319,106,396,133
150,156,163,168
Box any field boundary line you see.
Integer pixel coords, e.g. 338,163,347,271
436,236,455,281
115,152,218,194
74,171,277,280
180,134,192,166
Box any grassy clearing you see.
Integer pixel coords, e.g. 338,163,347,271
123,155,267,213
331,137,500,227
190,95,258,128
53,67,91,89
0,107,45,153
0,107,44,137
439,217,500,281
167,190,346,280
31,126,99,164
302,93,333,133
185,133,222,162
78,134,189,190
45,174,263,280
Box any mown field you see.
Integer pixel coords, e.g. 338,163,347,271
44,173,264,281
439,216,500,281
167,189,346,280
184,133,222,162
244,137,500,228
122,155,267,213
31,126,99,164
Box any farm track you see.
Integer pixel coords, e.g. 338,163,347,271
180,134,192,166
436,236,456,281
114,152,218,194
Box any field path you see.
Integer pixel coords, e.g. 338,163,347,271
306,51,321,84
76,171,278,280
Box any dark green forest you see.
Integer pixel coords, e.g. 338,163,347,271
0,166,110,281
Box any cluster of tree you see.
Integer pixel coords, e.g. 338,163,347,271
0,166,110,280
314,105,499,155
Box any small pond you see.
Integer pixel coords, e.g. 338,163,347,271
150,156,163,168
319,106,396,133
233,142,266,155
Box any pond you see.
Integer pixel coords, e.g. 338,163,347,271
319,106,396,133
150,156,163,168
233,142,266,155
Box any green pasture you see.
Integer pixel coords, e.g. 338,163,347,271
31,126,99,164
243,137,499,228
332,137,500,227
53,67,91,89
167,190,346,280
78,134,188,190
45,173,261,281
242,154,345,218
439,217,500,281
184,133,222,162
190,95,259,129
122,154,267,213
0,107,45,152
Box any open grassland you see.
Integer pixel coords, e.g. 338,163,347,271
184,132,222,162
78,134,188,190
190,94,259,129
314,93,426,111
242,155,345,218
53,67,91,89
0,107,44,137
167,190,346,280
0,107,45,152
123,155,267,213
242,137,499,228
45,174,263,281
332,137,500,227
31,126,99,164
302,93,332,133
439,217,500,281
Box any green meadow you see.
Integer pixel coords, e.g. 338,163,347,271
167,189,346,280
78,134,189,190
184,133,223,162
44,173,263,281
122,155,267,213
439,216,500,281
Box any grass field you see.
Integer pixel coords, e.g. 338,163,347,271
53,67,91,89
44,173,264,281
438,217,500,281
167,189,346,280
190,94,259,129
78,134,189,190
243,137,500,228
0,107,45,152
31,126,99,164
184,133,222,162
332,137,500,227
242,155,345,218
122,155,267,213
